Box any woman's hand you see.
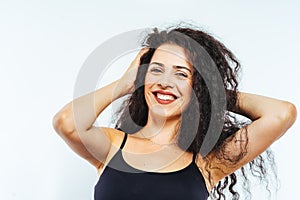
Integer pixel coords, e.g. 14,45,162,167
115,48,149,97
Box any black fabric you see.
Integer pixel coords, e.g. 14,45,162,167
119,132,127,149
94,133,209,200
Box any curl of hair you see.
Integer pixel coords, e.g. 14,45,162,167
114,25,277,200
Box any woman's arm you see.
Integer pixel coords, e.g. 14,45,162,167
208,91,297,185
52,81,124,168
52,49,148,169
235,92,297,140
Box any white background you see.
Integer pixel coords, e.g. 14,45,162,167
0,0,299,199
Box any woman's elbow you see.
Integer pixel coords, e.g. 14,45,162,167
52,109,75,137
279,101,297,130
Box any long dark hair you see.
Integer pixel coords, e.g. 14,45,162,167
114,26,276,200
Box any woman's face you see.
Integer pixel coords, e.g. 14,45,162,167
144,43,193,119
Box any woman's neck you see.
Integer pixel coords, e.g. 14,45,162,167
139,114,181,144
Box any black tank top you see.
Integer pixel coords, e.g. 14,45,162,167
94,133,209,200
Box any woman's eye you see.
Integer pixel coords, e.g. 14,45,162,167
150,68,163,73
176,72,188,78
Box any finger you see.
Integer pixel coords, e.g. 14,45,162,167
129,48,149,69
135,47,149,60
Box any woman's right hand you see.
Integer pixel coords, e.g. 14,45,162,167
115,48,149,97
53,48,150,170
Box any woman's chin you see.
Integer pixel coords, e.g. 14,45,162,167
149,105,182,120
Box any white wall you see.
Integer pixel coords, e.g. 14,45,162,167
0,0,299,199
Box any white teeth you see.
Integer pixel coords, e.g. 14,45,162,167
157,93,175,101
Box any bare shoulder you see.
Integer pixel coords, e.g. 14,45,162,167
194,155,214,193
101,127,126,147
96,127,126,174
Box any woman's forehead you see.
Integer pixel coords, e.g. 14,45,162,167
152,44,192,69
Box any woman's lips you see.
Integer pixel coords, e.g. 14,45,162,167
152,91,177,104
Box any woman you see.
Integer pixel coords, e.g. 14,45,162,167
53,27,297,199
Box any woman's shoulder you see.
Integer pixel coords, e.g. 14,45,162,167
100,127,126,147
96,127,127,174
194,154,214,192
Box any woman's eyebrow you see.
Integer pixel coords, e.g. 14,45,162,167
149,62,164,67
174,65,192,73
150,62,191,73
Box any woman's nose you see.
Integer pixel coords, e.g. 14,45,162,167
158,82,174,89
158,75,174,89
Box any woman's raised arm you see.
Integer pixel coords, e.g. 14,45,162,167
208,92,297,185
52,81,124,169
52,48,148,169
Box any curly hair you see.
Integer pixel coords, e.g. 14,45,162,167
114,26,277,200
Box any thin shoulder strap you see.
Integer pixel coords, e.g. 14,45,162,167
192,152,197,163
120,133,128,150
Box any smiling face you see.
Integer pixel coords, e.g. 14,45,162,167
144,43,193,119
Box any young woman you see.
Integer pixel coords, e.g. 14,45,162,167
53,27,297,200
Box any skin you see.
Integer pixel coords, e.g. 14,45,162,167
53,44,297,192
142,44,193,141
